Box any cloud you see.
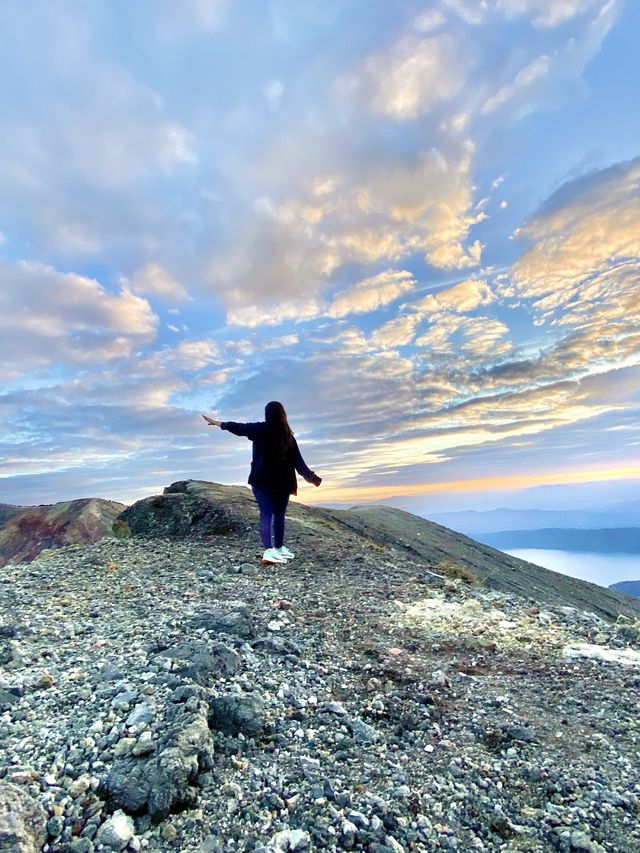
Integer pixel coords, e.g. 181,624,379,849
482,54,552,114
0,259,157,373
124,263,191,302
150,0,231,41
0,0,636,508
327,270,416,318
226,296,324,328
264,79,285,108
352,33,471,119
371,313,423,348
508,157,640,331
213,141,485,317
441,0,490,26
413,10,447,33
496,0,603,29
407,278,495,314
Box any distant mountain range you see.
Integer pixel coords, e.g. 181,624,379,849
609,580,640,598
429,503,640,536
478,528,640,555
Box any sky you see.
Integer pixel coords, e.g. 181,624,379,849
1,0,639,513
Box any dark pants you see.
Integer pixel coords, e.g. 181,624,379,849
251,485,290,549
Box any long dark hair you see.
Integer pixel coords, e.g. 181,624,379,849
264,401,294,461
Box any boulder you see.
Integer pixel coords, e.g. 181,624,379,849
102,703,214,821
0,781,47,853
207,692,266,738
155,640,242,685
115,480,251,539
189,601,254,639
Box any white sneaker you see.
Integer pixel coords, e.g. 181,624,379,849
262,547,287,565
275,545,294,560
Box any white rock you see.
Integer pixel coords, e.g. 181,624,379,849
563,643,640,667
96,809,135,850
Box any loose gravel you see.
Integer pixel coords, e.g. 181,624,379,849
1,531,640,852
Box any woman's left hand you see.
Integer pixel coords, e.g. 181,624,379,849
202,414,222,426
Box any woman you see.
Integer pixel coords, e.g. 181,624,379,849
202,401,322,565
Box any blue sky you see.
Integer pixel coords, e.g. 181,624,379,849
1,0,639,511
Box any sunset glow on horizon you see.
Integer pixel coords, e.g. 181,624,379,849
302,464,640,506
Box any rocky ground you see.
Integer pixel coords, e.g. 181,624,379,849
2,525,640,852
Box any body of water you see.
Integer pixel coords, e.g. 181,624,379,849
506,549,640,589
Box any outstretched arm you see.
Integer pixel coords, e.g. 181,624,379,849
202,414,222,426
219,420,264,440
291,436,322,486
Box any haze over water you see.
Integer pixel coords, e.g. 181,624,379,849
507,550,640,589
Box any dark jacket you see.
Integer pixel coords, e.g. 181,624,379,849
220,421,321,495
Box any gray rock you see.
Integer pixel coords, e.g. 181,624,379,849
102,706,213,821
323,701,348,715
0,781,47,853
0,689,19,713
46,815,64,838
251,636,302,657
207,692,266,738
96,664,123,682
118,482,247,539
156,640,241,684
190,602,254,639
61,840,95,853
196,839,223,853
348,717,381,743
95,810,134,850
125,703,155,727
111,691,138,710
271,828,310,850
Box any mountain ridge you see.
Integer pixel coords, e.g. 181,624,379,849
2,481,639,622
0,496,125,567
478,527,640,555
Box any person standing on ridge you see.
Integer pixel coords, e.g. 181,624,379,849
202,401,322,565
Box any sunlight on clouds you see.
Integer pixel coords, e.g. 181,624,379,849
371,313,422,348
355,33,471,119
216,143,484,317
482,54,551,114
509,157,640,330
459,316,512,358
226,296,323,328
327,270,415,318
124,263,190,302
0,259,157,372
0,0,637,505
408,278,495,314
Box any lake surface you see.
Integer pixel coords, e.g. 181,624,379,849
506,549,640,588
